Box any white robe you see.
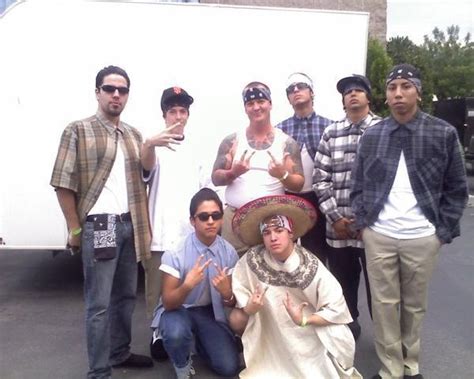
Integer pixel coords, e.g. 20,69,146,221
233,245,362,379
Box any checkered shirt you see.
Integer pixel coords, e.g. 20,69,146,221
276,111,333,159
350,111,468,244
50,111,151,261
314,113,382,247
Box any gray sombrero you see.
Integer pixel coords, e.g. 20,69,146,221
232,195,317,246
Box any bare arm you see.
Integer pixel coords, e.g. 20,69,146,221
268,138,304,192
141,123,183,171
211,133,239,186
56,187,81,248
161,255,212,310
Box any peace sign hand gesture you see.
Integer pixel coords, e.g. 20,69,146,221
244,283,268,315
183,254,212,290
211,263,232,298
267,151,290,179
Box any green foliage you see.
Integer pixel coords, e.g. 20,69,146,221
367,26,473,116
422,26,474,100
366,38,392,116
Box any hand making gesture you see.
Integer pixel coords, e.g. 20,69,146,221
267,151,290,180
211,263,232,299
283,292,308,326
244,283,268,315
145,122,184,151
183,254,212,290
231,149,255,178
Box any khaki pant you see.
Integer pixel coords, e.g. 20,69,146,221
141,250,163,319
363,228,440,379
222,206,250,257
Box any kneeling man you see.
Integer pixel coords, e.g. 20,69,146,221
230,195,361,379
151,188,240,378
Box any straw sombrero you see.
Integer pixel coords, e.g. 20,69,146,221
232,195,317,246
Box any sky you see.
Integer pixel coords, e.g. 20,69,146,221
387,0,474,44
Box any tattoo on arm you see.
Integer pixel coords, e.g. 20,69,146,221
212,133,237,172
284,138,303,175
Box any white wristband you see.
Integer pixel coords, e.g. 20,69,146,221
279,171,289,181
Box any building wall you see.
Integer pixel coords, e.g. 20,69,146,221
200,0,386,42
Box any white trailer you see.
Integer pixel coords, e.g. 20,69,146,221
0,0,369,251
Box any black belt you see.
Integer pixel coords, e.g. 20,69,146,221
86,212,131,222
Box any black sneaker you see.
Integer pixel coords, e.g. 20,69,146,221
150,335,169,361
112,353,153,368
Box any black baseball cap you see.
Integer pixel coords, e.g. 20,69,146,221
160,87,194,113
336,74,372,97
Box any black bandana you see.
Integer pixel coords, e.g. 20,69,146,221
243,87,271,104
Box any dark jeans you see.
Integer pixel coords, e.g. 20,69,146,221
82,220,137,379
327,245,372,320
159,306,239,377
286,190,329,264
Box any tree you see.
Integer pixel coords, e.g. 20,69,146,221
422,26,474,100
366,38,392,116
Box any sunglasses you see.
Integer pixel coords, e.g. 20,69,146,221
195,212,223,222
286,82,311,94
100,85,130,95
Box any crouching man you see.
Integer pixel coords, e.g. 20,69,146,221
229,195,361,379
150,188,240,379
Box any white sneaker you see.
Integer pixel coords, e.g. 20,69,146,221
174,358,196,379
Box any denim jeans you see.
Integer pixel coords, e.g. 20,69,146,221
82,219,137,379
159,306,239,377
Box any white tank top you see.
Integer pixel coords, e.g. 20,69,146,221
225,128,287,208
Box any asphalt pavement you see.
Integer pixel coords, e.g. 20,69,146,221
1,194,473,379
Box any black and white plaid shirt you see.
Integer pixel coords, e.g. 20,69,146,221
350,111,468,243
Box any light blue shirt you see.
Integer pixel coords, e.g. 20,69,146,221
151,233,238,329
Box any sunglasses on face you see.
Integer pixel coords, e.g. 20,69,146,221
194,212,223,222
286,82,310,94
100,85,130,95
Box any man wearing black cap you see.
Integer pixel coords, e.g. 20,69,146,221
276,72,334,263
141,86,211,323
211,81,304,255
313,74,381,341
351,64,468,379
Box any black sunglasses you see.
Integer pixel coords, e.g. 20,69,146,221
195,212,223,222
286,82,310,94
100,85,130,95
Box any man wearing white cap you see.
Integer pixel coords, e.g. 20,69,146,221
212,81,304,255
276,72,333,263
228,195,361,379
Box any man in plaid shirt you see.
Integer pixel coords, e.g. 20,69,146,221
314,74,381,341
51,66,153,378
277,72,333,262
351,64,468,379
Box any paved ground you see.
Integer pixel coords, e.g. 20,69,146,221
1,185,473,378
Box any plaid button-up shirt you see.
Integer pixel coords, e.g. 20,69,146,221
314,113,382,247
350,111,468,244
276,111,333,159
50,111,151,261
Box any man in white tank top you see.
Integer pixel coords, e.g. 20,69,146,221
212,81,304,255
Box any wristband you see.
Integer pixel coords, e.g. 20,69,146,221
300,316,308,327
71,227,82,236
223,293,235,303
279,171,289,181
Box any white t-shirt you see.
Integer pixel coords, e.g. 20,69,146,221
146,141,211,252
371,151,435,239
89,139,129,215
